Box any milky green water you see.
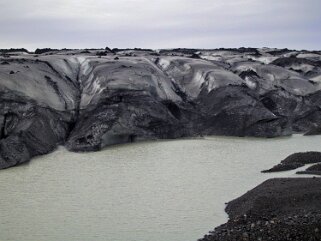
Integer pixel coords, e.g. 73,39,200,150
0,135,319,241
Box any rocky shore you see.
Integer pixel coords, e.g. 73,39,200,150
297,163,321,175
200,151,321,241
262,152,321,173
199,178,321,241
1,47,321,169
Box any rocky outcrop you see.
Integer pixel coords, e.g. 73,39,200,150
262,152,321,173
1,47,321,169
297,163,321,175
199,178,321,241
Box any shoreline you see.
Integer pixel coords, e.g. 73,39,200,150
199,177,321,241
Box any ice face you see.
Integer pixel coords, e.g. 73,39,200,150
1,47,321,170
155,56,245,98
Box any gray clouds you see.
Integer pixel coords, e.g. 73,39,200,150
0,0,320,50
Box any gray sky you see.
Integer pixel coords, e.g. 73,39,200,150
0,0,320,50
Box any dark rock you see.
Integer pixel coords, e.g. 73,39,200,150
191,53,201,59
80,50,90,54
0,48,29,54
34,48,59,54
262,152,321,173
199,178,321,241
271,56,317,68
96,51,108,56
262,162,305,172
297,163,321,175
267,48,292,56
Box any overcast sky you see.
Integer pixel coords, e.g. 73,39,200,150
0,0,320,51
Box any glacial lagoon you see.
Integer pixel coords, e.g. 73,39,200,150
0,135,319,241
